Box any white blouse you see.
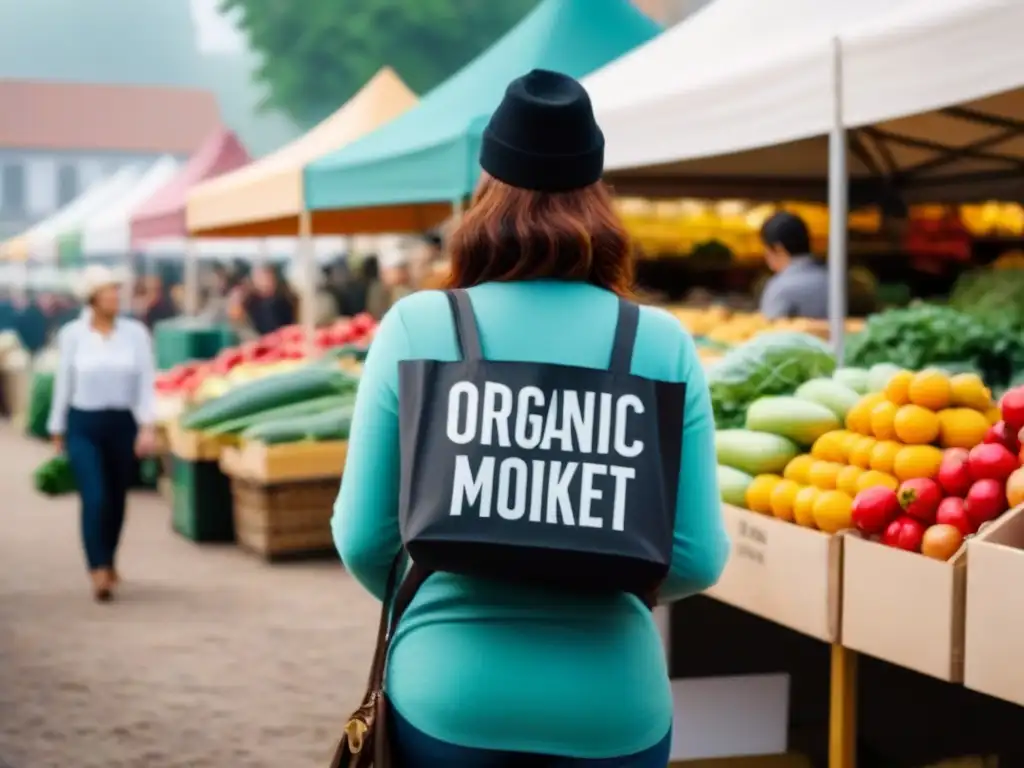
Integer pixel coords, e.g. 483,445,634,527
47,315,157,435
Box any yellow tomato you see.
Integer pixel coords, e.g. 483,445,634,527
908,369,952,411
869,440,903,474
893,404,941,445
870,400,899,440
884,370,914,406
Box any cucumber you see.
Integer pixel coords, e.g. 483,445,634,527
204,394,353,435
242,407,355,445
180,367,357,431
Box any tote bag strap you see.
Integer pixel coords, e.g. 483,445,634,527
445,289,640,373
445,289,483,361
609,298,639,375
358,555,432,704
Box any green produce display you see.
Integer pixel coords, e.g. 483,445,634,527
950,267,1024,328
204,394,353,436
717,465,753,507
26,371,54,440
34,455,76,496
180,366,359,431
708,332,836,428
715,429,798,476
793,379,861,421
866,363,903,393
745,396,840,446
241,406,355,445
845,304,1024,390
831,367,870,394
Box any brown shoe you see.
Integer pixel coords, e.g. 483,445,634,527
90,569,114,602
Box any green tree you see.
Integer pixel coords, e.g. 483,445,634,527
221,0,540,126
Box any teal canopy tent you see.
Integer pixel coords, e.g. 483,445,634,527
303,0,660,234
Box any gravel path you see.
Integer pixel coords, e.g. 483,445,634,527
0,424,378,768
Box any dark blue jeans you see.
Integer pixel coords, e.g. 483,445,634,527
65,408,137,570
390,705,672,767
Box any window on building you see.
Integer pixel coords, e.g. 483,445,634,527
1,164,26,215
57,164,79,206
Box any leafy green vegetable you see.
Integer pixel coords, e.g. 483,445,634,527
34,455,76,496
708,332,836,428
845,304,1024,389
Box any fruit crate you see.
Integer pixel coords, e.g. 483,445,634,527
705,504,842,642
230,477,337,561
170,457,235,543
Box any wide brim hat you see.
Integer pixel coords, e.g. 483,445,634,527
77,265,125,302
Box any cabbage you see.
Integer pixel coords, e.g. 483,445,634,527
708,332,836,428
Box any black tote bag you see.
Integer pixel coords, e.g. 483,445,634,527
397,289,685,597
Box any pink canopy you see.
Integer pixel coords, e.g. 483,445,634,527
131,127,250,245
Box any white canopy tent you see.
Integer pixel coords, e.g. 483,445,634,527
0,166,144,262
139,235,348,263
588,0,1024,202
587,0,1024,355
81,156,182,257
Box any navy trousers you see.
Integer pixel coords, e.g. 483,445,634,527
389,705,672,768
65,408,137,570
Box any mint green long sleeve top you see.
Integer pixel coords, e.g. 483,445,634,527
333,280,730,759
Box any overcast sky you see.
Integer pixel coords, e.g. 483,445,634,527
190,0,247,54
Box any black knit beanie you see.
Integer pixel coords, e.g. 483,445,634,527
480,69,605,193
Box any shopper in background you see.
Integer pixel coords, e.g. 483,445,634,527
333,69,728,767
138,275,178,329
758,211,829,319
243,265,296,335
361,255,390,320
48,265,158,603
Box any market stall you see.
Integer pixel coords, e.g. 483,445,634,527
300,0,660,235
184,66,418,338
0,166,145,263
130,127,251,313
79,155,182,258
155,315,374,557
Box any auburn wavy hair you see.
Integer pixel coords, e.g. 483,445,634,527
445,174,634,296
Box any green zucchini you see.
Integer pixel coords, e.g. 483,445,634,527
181,367,357,431
204,394,354,435
242,407,355,445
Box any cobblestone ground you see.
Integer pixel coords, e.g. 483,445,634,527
0,424,379,768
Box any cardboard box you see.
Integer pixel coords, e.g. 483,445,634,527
704,504,841,642
842,532,967,681
965,505,1024,705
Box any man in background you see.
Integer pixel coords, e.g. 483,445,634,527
758,211,829,319
244,265,295,335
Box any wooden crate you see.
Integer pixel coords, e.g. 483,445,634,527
166,419,223,462
220,440,348,484
231,477,338,560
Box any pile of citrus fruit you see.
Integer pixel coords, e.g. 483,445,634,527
745,369,1000,534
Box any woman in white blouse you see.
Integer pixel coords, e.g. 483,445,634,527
48,266,158,602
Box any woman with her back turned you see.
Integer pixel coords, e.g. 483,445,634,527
48,266,158,602
333,70,729,766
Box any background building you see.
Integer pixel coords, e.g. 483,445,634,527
0,0,299,236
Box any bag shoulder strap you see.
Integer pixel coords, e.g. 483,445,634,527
445,289,483,361
446,288,640,374
609,298,639,375
364,556,431,694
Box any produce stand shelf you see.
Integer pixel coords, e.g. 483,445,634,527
690,503,1024,766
